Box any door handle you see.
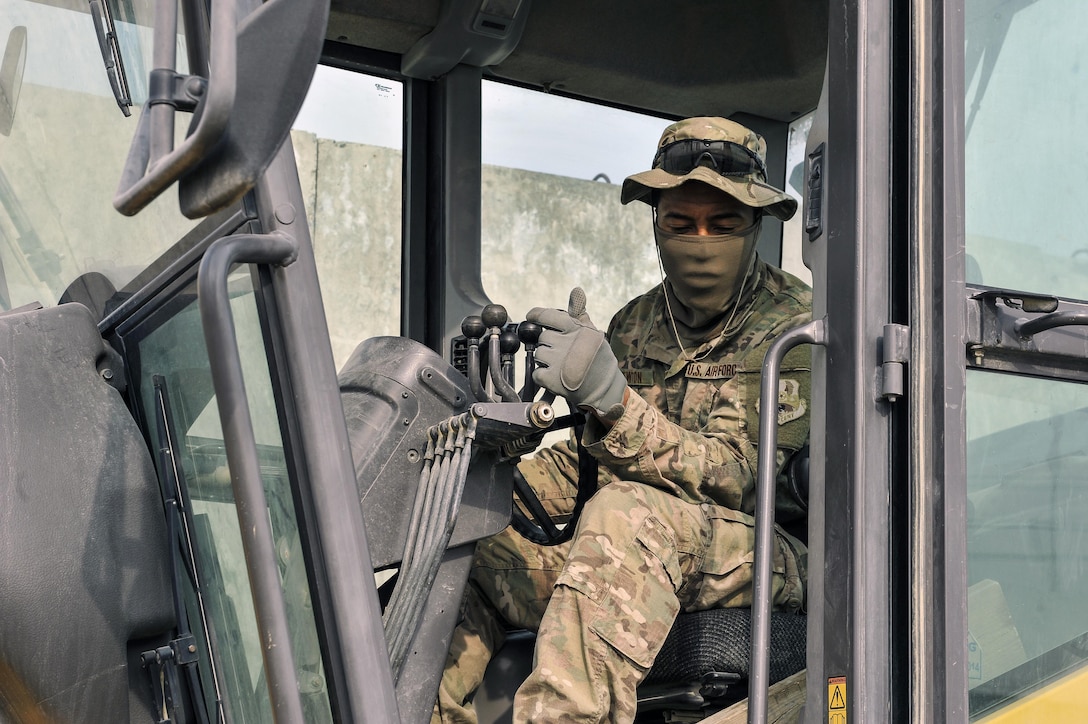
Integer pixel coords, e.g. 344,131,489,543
749,318,827,724
198,231,304,723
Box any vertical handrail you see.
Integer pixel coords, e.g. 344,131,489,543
198,231,305,723
749,318,826,724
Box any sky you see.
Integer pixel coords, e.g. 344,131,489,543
294,65,668,185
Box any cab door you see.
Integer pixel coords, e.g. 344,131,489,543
956,1,1088,720
0,0,401,720
833,0,1088,721
907,0,1088,720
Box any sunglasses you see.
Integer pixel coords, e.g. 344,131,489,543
652,139,767,181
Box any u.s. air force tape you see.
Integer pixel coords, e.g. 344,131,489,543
683,361,738,380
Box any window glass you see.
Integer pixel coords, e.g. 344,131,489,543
964,0,1088,300
107,0,170,106
135,270,333,723
292,65,402,369
782,112,814,285
479,81,665,326
0,0,198,312
964,2,1088,714
966,370,1088,715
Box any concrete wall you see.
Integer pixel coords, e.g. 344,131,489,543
291,130,660,369
292,131,404,367
0,85,202,308
1,83,658,372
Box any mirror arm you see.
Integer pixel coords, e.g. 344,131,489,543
113,0,238,216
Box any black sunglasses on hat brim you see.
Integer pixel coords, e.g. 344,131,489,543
652,139,768,181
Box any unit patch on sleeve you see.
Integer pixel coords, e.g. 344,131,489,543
755,378,807,424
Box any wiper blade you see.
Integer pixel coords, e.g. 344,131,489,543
88,0,132,117
152,375,220,724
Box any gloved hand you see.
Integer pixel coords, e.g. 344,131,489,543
526,288,628,421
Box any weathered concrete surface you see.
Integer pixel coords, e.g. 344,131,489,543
292,131,403,366
0,85,201,307
291,131,658,368
480,164,659,325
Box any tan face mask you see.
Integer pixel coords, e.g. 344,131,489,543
654,220,760,328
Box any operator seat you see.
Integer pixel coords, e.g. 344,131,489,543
473,608,807,722
474,445,811,722
340,334,810,722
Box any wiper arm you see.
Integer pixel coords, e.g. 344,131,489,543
88,0,132,117
152,375,221,723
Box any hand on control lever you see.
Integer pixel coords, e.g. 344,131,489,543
526,287,628,423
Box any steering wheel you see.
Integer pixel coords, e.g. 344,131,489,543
510,418,599,546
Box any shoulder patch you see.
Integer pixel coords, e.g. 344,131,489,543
756,378,807,425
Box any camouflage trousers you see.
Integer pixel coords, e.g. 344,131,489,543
433,460,806,724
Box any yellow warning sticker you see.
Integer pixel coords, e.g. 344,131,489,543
828,676,847,723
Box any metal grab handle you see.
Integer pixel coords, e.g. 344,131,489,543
198,231,303,723
1015,310,1088,338
114,0,238,215
749,318,826,724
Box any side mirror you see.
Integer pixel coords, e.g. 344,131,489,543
0,26,27,137
113,0,329,219
178,0,329,218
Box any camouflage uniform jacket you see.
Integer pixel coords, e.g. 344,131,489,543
579,258,812,516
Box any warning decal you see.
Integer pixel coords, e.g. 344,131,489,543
828,676,847,723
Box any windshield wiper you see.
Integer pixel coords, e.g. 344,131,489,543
88,0,133,116
150,375,221,724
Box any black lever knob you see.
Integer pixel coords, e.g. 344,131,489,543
481,304,508,329
461,315,486,340
517,321,542,402
517,320,542,347
499,329,521,355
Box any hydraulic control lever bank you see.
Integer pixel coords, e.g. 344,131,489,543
337,303,586,721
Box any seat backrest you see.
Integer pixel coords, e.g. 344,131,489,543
0,303,174,722
645,608,807,687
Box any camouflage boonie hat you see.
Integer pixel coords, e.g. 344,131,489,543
621,117,798,221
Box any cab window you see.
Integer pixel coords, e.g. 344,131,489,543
963,0,1088,715
0,0,198,312
293,64,403,368
479,80,664,324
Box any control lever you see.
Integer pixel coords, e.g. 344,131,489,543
517,320,542,402
455,300,596,548
499,326,521,390
481,304,520,402
460,315,492,402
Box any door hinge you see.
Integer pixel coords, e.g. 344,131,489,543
880,323,910,402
